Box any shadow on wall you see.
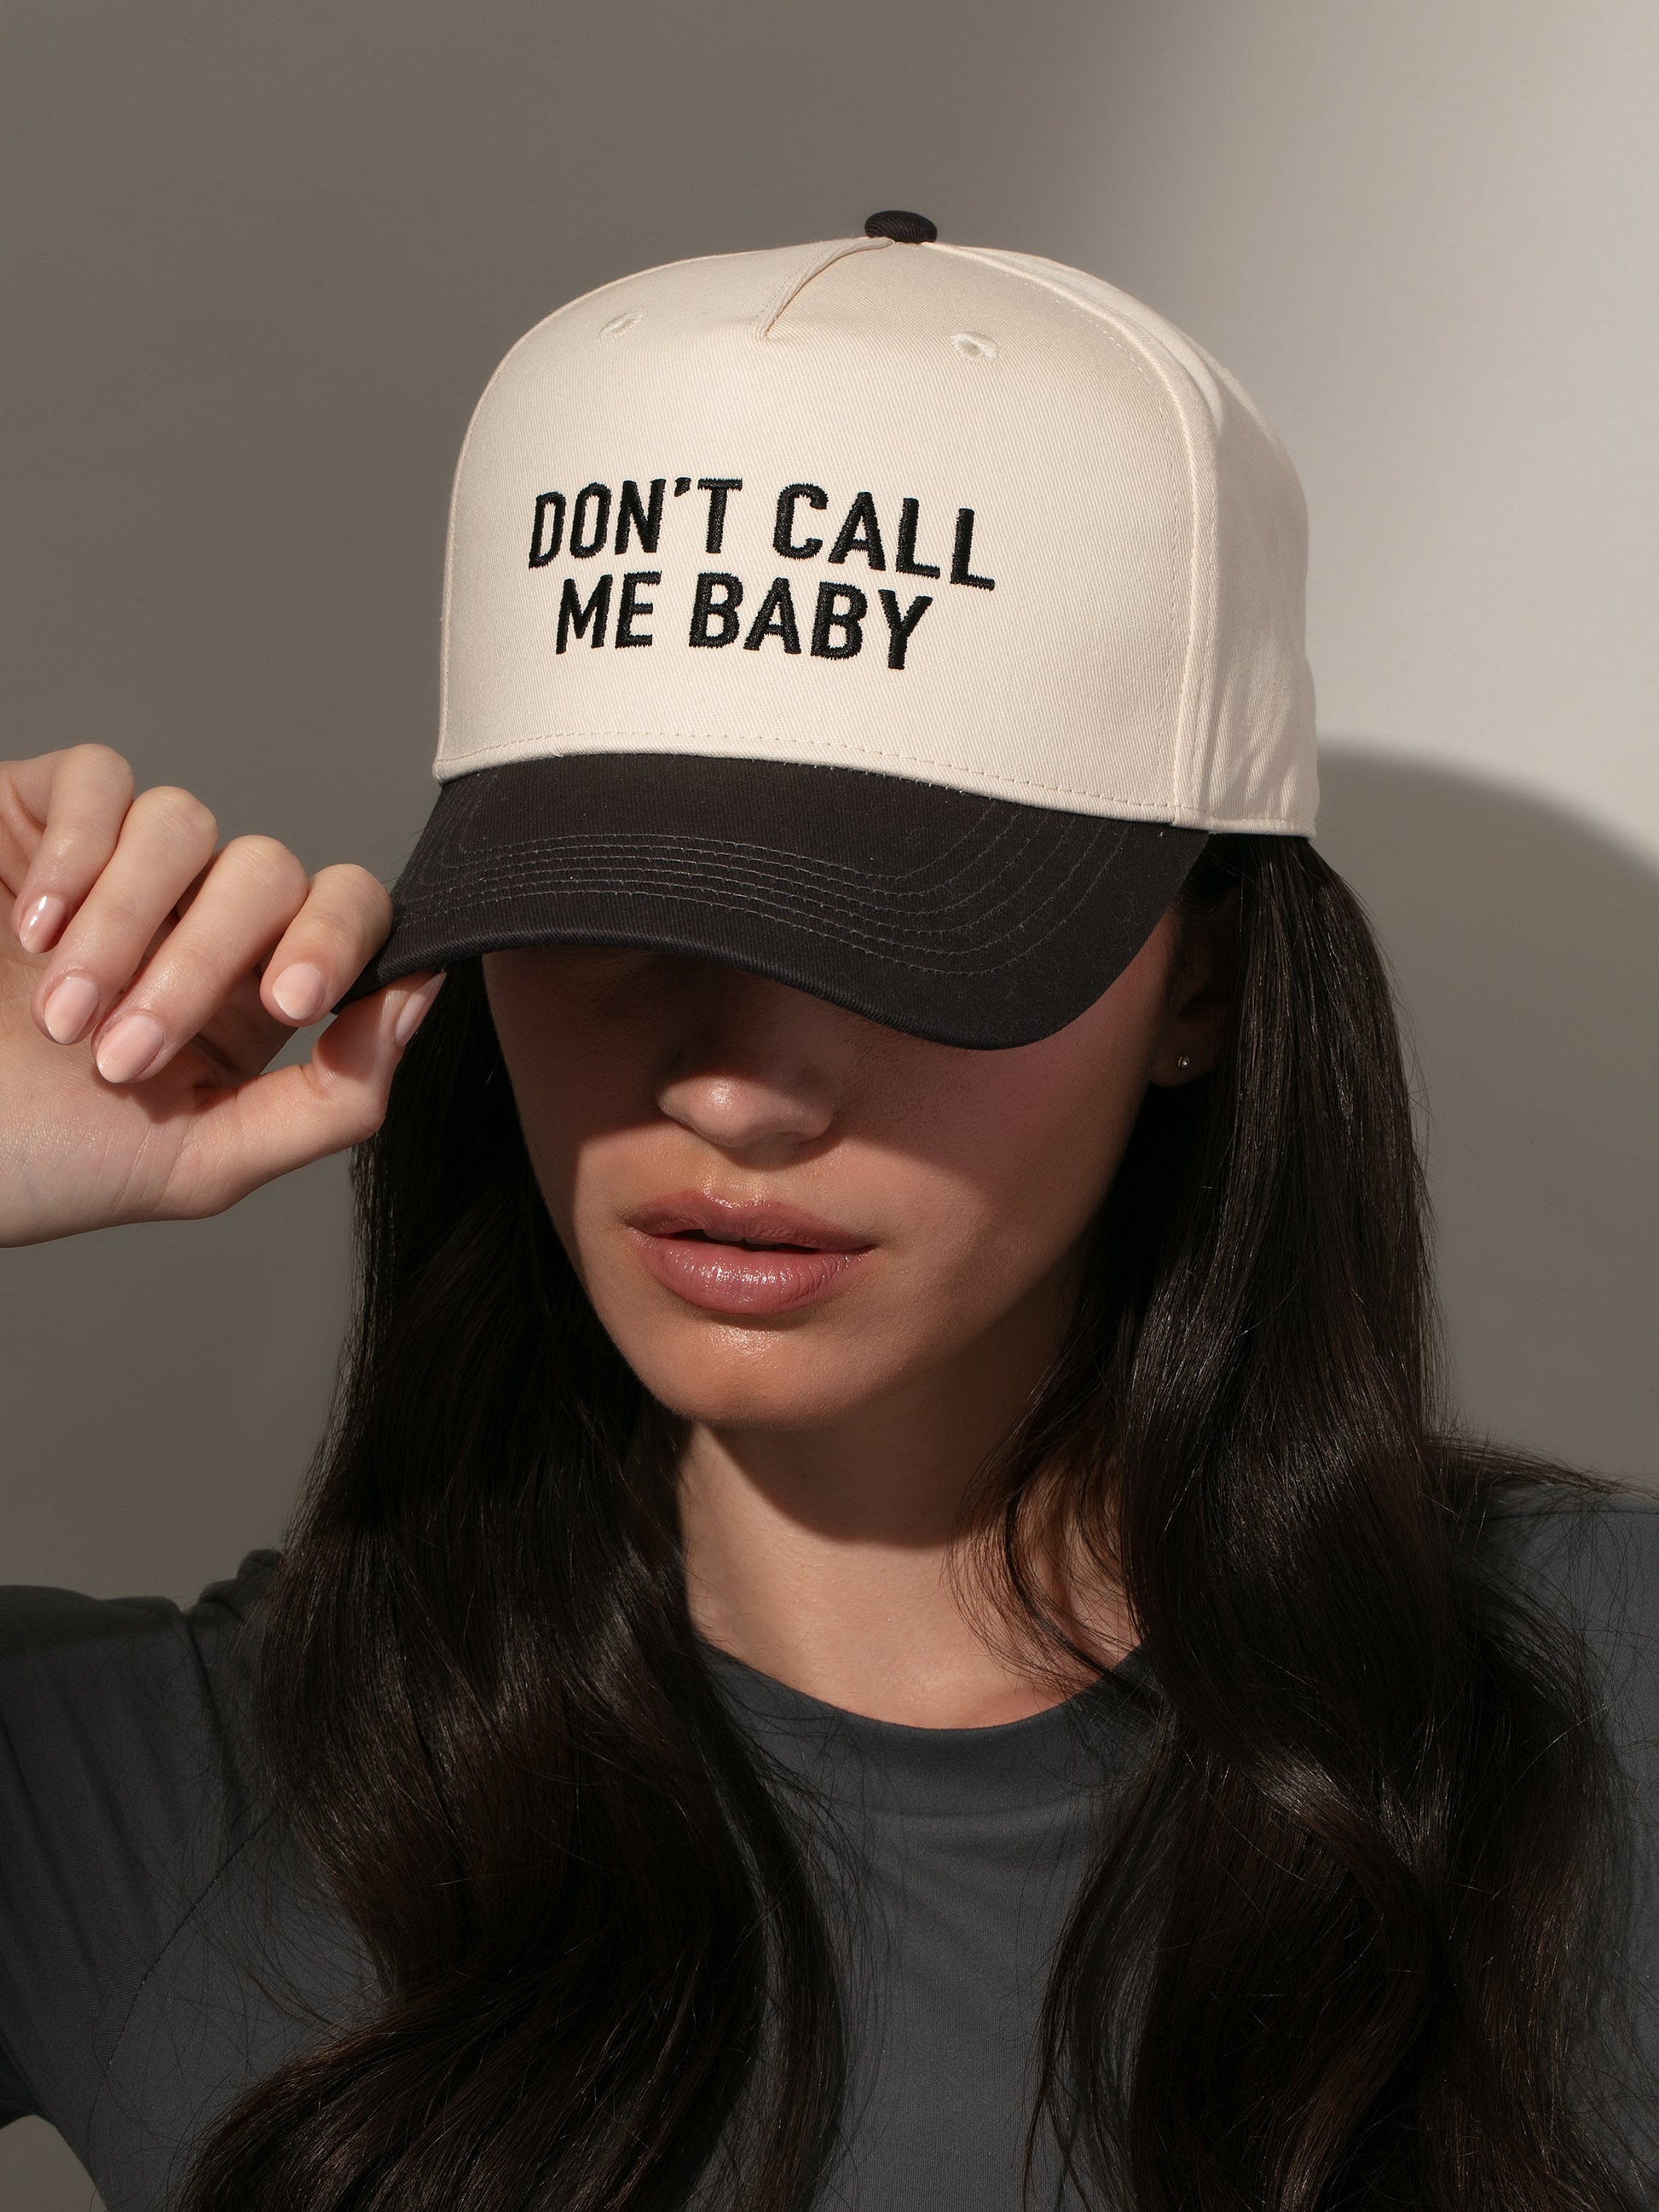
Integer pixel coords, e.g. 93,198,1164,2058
1315,748,1658,1488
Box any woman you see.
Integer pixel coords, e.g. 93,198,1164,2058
1,216,1655,2212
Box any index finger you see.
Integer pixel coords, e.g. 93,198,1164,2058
3,745,139,954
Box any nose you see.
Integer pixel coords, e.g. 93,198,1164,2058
656,967,840,1158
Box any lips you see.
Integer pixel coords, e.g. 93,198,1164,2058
625,1191,872,1254
623,1189,874,1315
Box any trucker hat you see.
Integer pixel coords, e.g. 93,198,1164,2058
344,209,1317,1048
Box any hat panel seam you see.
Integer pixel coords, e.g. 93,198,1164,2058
756,237,887,339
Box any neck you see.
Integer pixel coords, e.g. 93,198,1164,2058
676,1277,1135,1729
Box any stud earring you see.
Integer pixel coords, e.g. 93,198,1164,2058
1175,1054,1193,1074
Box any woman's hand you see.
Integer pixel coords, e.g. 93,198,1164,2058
0,744,443,1246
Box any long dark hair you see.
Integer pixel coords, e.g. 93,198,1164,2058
182,835,1644,2211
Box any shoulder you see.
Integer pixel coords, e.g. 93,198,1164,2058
1470,1480,1659,1761
1471,1480,1659,1637
0,1554,282,2133
0,1549,278,1789
0,1549,282,1892
0,1546,279,1656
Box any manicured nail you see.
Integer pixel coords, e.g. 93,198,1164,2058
16,893,67,953
42,973,101,1044
95,1011,166,1084
269,962,327,1023
393,971,446,1047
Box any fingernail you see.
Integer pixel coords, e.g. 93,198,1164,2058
269,962,327,1023
42,973,101,1044
95,1011,166,1084
393,972,446,1048
16,893,67,953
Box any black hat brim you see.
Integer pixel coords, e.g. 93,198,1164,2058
342,753,1208,1050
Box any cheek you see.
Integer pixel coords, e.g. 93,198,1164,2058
532,1097,673,1291
483,965,655,1247
880,1019,1156,1297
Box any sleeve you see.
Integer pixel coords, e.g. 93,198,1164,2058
0,2024,33,2125
0,1555,278,2146
1484,1487,1659,2192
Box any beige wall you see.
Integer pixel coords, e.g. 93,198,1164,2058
1057,0,1659,1479
3,3,1655,2200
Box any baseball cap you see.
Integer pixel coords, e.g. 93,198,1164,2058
344,209,1316,1048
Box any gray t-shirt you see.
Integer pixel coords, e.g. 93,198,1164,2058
1,1484,1656,2210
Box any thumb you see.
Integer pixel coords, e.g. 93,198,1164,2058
171,971,446,1215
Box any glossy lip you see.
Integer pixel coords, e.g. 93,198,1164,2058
624,1189,876,1317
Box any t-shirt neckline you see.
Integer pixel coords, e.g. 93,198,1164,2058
697,1634,1155,1817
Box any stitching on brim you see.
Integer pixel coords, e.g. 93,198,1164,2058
426,777,1072,904
405,814,1130,931
402,803,1138,954
390,830,1149,976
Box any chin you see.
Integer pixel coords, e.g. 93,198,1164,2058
615,1319,901,1432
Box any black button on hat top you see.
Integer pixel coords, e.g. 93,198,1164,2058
864,210,938,243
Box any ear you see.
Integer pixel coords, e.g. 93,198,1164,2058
1147,889,1239,1087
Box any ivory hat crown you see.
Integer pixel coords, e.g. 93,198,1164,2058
436,231,1317,835
348,220,1316,1047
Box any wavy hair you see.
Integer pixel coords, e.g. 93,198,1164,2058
182,835,1644,2211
